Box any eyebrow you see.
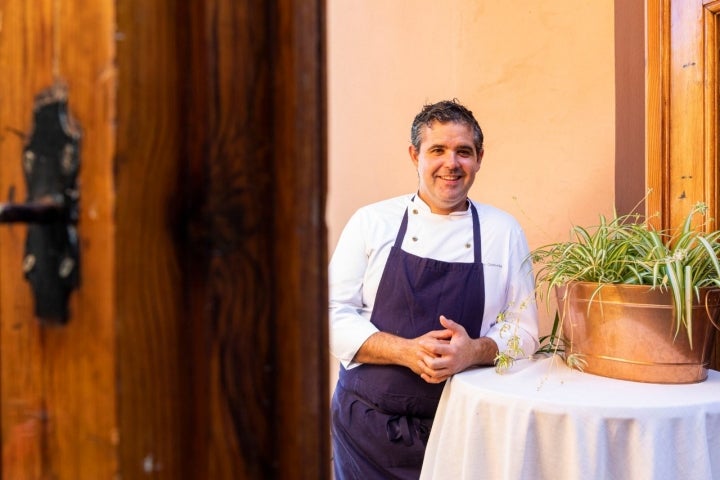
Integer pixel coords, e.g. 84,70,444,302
427,143,474,150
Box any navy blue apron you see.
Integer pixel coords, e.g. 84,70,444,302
332,202,486,480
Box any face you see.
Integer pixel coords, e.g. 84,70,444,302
409,121,483,214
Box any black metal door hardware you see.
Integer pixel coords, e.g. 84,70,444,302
0,84,81,324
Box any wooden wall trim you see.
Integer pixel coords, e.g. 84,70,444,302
702,0,720,369
704,1,720,229
647,0,720,368
646,0,672,229
614,1,646,216
646,0,719,230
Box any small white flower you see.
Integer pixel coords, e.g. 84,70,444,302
671,249,687,262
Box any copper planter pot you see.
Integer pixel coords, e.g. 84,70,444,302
556,282,720,384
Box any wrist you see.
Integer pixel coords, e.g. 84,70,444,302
354,331,413,367
473,337,499,366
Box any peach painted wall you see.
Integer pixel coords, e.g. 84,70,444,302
327,1,616,338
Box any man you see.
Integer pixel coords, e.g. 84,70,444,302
329,99,539,479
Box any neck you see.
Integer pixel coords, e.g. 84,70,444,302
414,193,470,214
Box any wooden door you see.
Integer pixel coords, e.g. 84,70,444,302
0,1,119,478
646,0,720,368
0,0,328,478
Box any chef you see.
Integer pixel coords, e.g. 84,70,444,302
329,99,539,479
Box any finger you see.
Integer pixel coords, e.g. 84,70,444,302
439,315,456,329
439,315,467,335
420,341,452,358
419,352,452,372
417,352,439,370
420,371,451,384
418,338,451,355
425,328,452,340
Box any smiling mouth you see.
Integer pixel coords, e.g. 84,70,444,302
439,175,462,181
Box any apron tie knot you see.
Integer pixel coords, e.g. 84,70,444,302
386,414,414,446
385,414,433,447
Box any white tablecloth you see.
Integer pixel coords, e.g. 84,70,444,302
420,356,720,480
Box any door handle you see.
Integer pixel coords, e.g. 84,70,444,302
0,85,81,324
0,195,73,223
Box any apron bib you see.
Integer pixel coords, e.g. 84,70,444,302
332,202,486,480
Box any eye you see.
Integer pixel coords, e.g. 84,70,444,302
457,149,473,157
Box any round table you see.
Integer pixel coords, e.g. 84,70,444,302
420,355,720,480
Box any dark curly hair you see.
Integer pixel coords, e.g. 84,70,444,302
410,99,484,153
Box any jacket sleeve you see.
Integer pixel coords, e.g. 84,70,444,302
328,210,380,369
483,224,540,359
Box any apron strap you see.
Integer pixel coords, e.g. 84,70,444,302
394,208,410,247
470,203,482,261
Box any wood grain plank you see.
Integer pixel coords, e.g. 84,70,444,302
115,0,191,478
645,0,671,230
669,1,706,230
0,1,76,478
272,1,329,477
181,1,329,478
197,1,277,476
38,1,118,477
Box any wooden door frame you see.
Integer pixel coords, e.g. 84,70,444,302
0,0,328,478
646,0,720,230
174,1,330,478
646,0,720,368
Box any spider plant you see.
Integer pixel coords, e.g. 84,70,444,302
531,202,720,347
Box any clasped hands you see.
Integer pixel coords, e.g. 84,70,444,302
413,315,490,384
353,315,498,383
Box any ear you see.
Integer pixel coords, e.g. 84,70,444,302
409,144,419,168
474,148,484,171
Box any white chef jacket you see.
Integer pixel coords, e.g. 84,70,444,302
330,194,539,369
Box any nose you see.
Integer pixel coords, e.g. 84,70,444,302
443,152,461,168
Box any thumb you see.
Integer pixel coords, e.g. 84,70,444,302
439,315,459,330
